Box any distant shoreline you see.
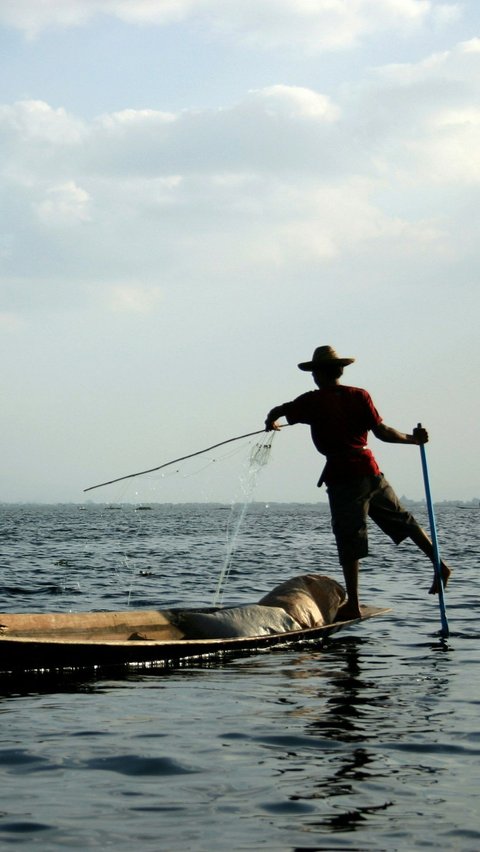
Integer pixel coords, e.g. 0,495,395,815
1,499,478,508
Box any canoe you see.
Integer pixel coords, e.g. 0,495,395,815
0,604,389,677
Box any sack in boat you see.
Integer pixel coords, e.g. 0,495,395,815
176,604,301,640
258,574,346,628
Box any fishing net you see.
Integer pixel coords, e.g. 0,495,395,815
83,428,280,607
249,432,275,469
213,431,277,605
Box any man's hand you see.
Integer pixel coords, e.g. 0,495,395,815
265,406,285,431
412,425,429,445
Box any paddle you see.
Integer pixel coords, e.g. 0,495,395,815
417,423,449,639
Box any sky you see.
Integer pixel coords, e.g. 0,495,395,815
0,0,479,504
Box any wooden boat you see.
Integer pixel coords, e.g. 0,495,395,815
0,604,389,677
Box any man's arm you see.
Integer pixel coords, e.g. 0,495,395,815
372,422,428,445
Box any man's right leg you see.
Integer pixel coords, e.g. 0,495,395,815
335,558,362,620
328,478,371,621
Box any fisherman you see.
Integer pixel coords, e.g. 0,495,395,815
265,345,451,620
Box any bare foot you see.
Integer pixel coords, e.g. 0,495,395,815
335,601,362,622
429,562,452,594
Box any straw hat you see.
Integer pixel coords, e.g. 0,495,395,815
298,345,355,372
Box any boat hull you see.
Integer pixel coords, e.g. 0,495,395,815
0,605,389,676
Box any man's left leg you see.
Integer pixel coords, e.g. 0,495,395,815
407,525,452,593
369,476,452,594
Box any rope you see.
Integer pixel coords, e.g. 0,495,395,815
84,428,269,493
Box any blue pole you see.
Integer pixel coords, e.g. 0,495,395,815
417,424,449,638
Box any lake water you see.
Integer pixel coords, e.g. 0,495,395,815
0,501,478,850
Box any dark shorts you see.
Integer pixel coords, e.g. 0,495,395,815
326,474,421,562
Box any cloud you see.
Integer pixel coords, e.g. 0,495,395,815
1,40,479,323
250,86,341,121
375,36,480,83
1,0,460,48
366,39,480,183
206,0,460,51
0,311,24,330
35,180,91,226
0,87,342,190
105,283,164,313
0,99,85,144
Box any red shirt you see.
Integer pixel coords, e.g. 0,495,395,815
282,385,382,485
